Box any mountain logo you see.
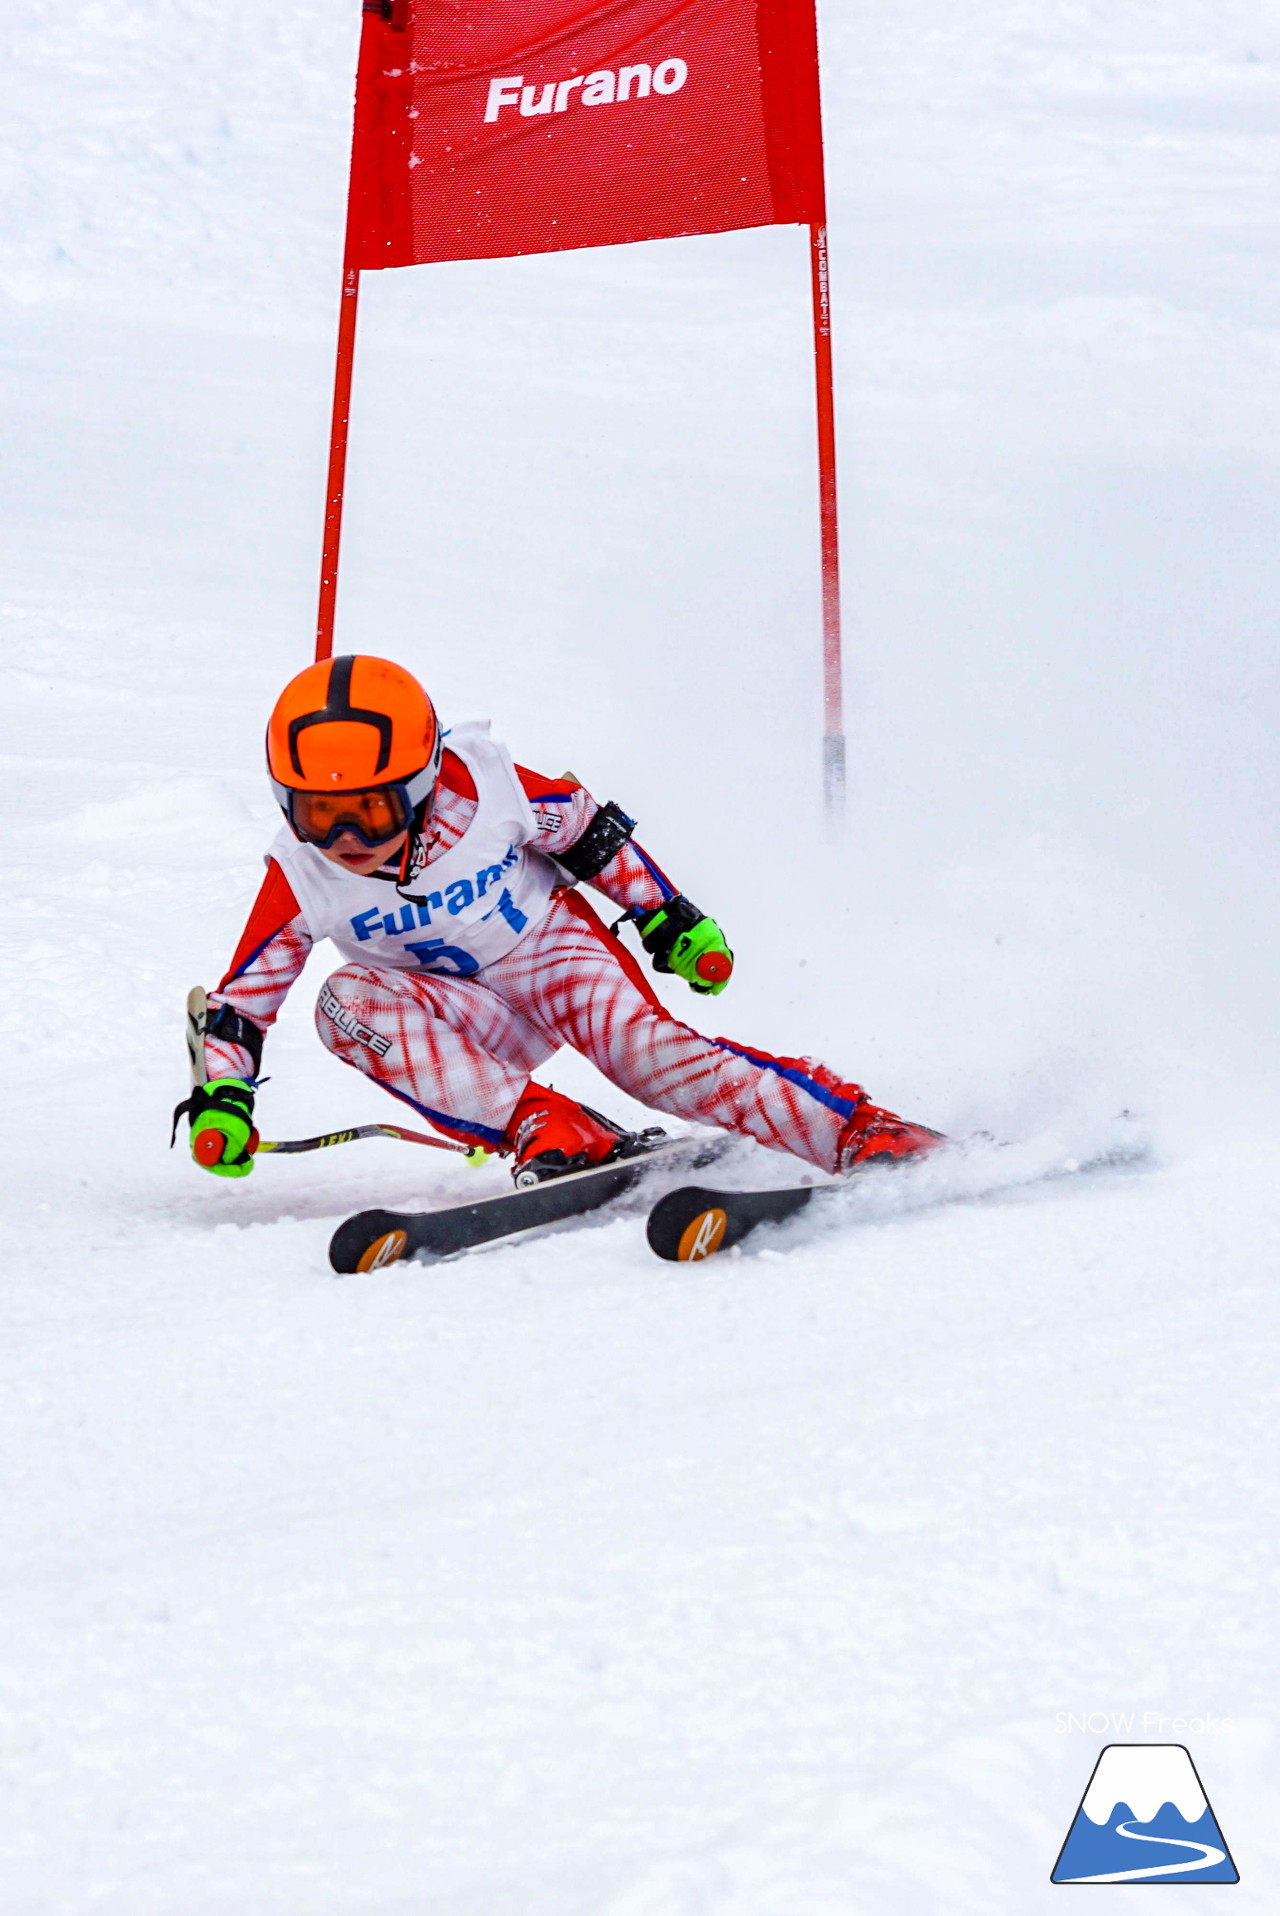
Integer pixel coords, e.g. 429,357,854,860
1052,1744,1238,1884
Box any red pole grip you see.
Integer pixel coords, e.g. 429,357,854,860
695,950,733,985
192,1127,259,1166
193,1129,226,1167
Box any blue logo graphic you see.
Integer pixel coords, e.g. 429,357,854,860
1052,1744,1238,1884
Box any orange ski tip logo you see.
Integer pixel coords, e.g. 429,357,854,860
677,1207,727,1261
357,1229,408,1273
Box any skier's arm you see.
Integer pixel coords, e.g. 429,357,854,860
516,768,675,913
516,769,733,994
205,859,313,1080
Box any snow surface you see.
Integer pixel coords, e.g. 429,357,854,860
2,1,1280,1909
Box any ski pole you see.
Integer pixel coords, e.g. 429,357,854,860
192,1121,492,1168
258,1124,489,1161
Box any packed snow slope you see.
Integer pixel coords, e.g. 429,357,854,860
2,2,1279,1910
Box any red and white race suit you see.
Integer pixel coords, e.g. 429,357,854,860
207,725,864,1171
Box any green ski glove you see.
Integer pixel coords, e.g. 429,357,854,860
637,896,734,996
172,1078,259,1178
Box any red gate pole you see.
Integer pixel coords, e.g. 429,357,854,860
809,221,845,820
315,258,361,663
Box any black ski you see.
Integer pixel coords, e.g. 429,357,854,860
647,1127,1150,1262
330,1133,731,1273
647,1182,820,1261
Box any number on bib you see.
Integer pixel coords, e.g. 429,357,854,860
403,938,481,977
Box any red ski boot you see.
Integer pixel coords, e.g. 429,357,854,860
836,1093,944,1173
504,1082,642,1188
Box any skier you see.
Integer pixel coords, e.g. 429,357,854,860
179,655,941,1184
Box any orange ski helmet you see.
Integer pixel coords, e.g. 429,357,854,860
267,654,442,849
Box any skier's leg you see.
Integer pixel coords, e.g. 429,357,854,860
315,963,558,1150
482,894,873,1174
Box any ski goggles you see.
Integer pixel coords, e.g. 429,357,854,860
274,765,438,851
286,784,410,850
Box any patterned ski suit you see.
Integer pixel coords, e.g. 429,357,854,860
207,728,863,1172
